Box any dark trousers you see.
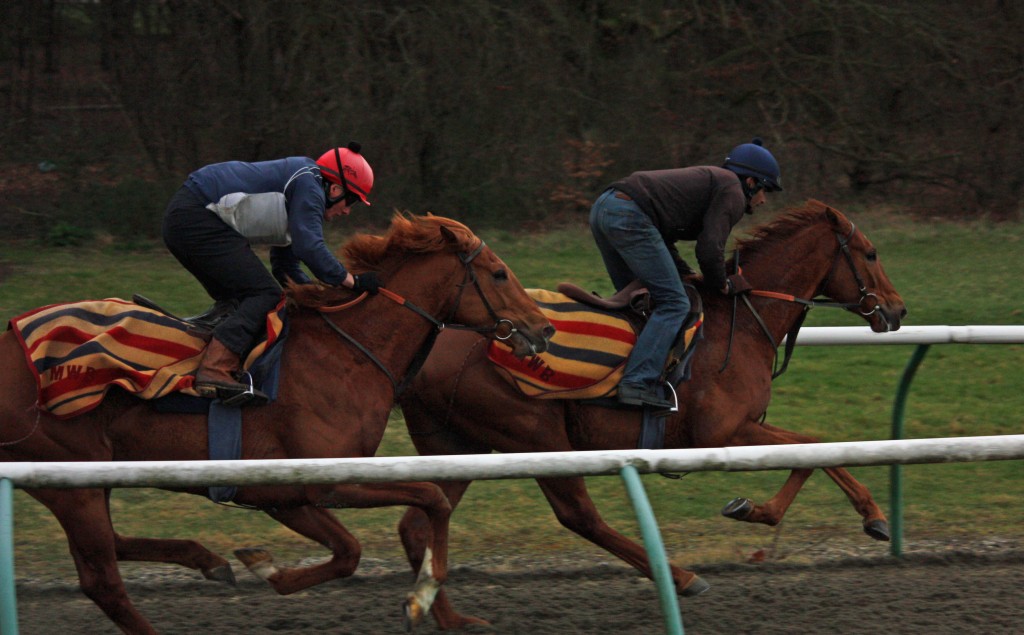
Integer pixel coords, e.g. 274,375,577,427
162,186,283,357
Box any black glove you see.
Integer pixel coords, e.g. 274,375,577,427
724,273,753,296
352,272,381,295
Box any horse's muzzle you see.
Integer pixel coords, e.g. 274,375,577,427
872,303,907,333
509,324,554,357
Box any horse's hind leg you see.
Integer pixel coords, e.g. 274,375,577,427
104,488,238,583
233,504,362,594
28,487,158,634
536,475,710,597
114,533,236,583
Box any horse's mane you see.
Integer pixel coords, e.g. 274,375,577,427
286,212,480,310
733,199,836,260
343,212,480,270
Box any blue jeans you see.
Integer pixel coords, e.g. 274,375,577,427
589,189,690,388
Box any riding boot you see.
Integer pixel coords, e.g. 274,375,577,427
194,337,268,407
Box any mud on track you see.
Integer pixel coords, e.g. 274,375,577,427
14,549,1023,634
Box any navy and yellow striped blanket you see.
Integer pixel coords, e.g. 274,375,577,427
8,297,286,419
488,288,702,400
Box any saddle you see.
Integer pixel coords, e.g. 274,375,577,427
487,282,703,401
132,294,237,341
556,279,651,314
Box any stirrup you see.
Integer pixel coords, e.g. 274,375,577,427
650,382,679,418
197,372,268,408
617,383,675,410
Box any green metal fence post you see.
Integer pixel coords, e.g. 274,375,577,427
890,343,930,557
0,478,18,635
620,464,683,635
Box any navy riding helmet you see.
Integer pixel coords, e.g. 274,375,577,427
723,138,782,192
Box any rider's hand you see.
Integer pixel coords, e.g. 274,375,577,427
723,273,753,296
352,272,381,295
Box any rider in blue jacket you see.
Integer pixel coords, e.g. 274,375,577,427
162,142,378,406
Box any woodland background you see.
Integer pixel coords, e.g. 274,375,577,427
1,0,1022,243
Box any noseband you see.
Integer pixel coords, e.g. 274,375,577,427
317,240,521,396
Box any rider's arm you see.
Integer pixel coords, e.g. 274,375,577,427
284,176,350,286
694,189,745,293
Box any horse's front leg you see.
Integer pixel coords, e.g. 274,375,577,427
822,466,890,541
323,482,453,630
234,504,362,594
720,467,814,526
719,421,888,540
234,482,451,629
399,479,491,631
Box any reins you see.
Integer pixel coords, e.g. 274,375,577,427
720,222,878,379
315,241,519,397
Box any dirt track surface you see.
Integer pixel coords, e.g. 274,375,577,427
14,548,1024,634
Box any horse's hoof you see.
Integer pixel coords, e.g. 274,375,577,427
864,519,891,542
721,497,754,520
681,575,711,597
202,563,237,585
403,598,424,632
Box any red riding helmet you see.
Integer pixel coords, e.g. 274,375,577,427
316,142,374,205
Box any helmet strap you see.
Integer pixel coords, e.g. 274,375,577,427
321,146,354,207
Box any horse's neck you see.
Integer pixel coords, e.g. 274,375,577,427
739,227,836,338
286,258,459,383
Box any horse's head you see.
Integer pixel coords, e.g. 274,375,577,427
434,224,554,357
344,213,553,357
816,203,907,333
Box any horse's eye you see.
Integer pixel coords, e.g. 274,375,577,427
493,269,509,281
866,250,878,262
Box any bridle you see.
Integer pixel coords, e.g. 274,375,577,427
316,240,523,396
722,222,880,379
751,222,880,317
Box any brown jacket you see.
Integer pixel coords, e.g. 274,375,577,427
610,166,747,291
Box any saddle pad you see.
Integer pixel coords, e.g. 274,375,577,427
487,288,637,399
8,297,286,419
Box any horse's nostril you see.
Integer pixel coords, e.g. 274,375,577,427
542,325,556,340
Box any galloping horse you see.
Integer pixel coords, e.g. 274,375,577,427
397,201,907,629
0,213,553,634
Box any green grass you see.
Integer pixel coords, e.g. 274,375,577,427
2,205,1023,580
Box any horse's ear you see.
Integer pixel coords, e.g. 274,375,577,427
439,225,458,246
823,205,852,233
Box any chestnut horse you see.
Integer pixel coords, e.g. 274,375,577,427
0,214,553,634
396,202,907,629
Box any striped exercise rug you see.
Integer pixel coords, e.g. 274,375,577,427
488,288,700,400
8,297,286,418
